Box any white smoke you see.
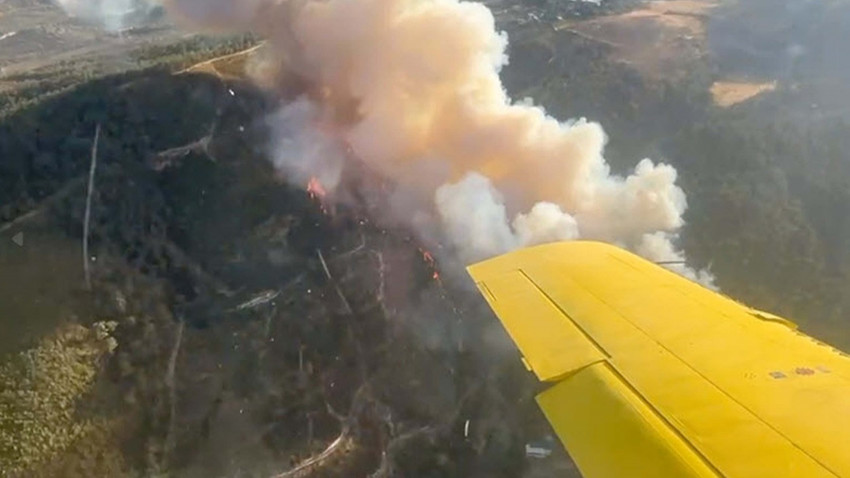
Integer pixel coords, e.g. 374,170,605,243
574,158,688,246
435,173,580,263
637,232,715,286
435,173,518,262
514,202,580,249
158,0,711,283
57,0,160,31
266,98,347,191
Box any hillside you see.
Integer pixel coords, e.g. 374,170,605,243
2,0,850,476
497,0,850,347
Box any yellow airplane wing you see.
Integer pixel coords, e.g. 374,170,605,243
467,241,850,478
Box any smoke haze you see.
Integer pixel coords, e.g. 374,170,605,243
266,98,347,191
161,0,709,281
56,0,161,31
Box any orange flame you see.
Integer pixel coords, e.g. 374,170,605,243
306,176,330,215
422,250,435,264
421,249,441,282
307,176,327,200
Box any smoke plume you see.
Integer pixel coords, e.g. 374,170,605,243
266,98,347,190
161,0,710,281
57,0,161,31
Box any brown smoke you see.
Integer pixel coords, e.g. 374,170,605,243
163,0,711,282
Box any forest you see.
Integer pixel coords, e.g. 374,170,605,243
498,5,850,348
0,54,563,476
2,0,850,475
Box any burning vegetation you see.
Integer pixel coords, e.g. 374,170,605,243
0,0,703,474
0,64,574,475
163,0,705,280
10,0,850,475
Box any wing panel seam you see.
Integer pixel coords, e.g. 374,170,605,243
530,267,841,477
523,270,726,477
